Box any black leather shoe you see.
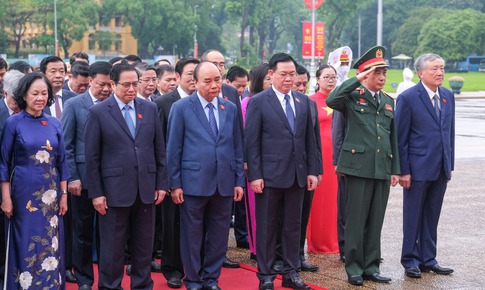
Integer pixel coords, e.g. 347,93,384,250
363,273,391,283
167,277,182,288
65,270,78,283
281,276,310,290
151,260,162,272
300,261,319,272
79,285,92,290
419,264,453,275
259,280,274,290
272,260,283,274
405,267,421,278
202,285,221,290
237,241,250,249
125,264,131,275
347,275,363,286
222,256,240,268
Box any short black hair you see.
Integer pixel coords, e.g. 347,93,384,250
110,63,138,84
175,58,200,76
109,56,124,64
154,59,171,66
8,61,33,74
89,61,112,78
124,54,142,64
156,64,175,78
268,53,297,71
0,57,7,70
13,73,55,110
69,52,89,65
226,66,249,82
249,63,270,96
296,64,310,80
40,56,67,74
70,61,90,78
315,64,336,78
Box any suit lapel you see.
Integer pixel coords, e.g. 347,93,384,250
190,94,215,141
362,87,378,108
267,89,294,135
417,82,440,124
107,96,134,139
217,97,227,141
134,98,144,138
81,92,94,110
438,87,448,126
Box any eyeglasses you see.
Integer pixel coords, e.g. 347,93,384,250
117,81,139,89
139,77,159,83
319,76,337,81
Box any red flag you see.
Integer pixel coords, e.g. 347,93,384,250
304,0,325,9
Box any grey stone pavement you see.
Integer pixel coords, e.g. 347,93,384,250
227,94,485,289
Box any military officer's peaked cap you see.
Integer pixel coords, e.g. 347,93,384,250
353,46,389,72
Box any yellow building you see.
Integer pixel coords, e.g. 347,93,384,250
69,15,138,57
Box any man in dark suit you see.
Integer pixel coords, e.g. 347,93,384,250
326,46,400,286
396,53,455,279
61,61,113,290
0,70,23,288
246,53,319,290
166,61,245,290
63,61,90,94
201,50,247,266
84,64,168,290
40,55,78,283
154,57,200,289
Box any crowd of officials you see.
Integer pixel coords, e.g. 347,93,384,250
0,45,455,290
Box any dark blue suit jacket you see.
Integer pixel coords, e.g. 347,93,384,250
245,88,318,188
396,81,455,181
61,91,94,188
84,95,168,206
166,93,245,197
0,97,11,139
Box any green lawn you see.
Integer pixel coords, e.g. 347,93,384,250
363,69,485,92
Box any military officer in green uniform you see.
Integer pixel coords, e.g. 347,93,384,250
326,46,400,286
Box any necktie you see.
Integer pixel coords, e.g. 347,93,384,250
433,94,440,119
284,94,295,133
207,103,218,138
375,92,381,105
123,105,135,137
55,95,62,120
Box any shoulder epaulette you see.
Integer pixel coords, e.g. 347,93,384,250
381,90,392,98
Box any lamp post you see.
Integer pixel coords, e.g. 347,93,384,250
309,0,316,94
54,0,58,56
193,5,199,59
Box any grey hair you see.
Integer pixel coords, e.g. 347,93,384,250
414,53,445,75
3,69,25,96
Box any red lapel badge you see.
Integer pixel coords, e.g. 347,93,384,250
224,96,229,100
360,88,365,95
359,98,365,103
442,98,447,104
220,105,225,110
137,114,143,119
385,104,393,111
41,121,48,125
295,97,300,103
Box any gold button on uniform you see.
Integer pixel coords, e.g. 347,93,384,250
377,111,380,115
351,149,356,154
377,149,380,153
377,124,380,128
378,136,381,140
361,108,364,112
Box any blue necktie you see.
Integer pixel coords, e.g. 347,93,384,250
123,105,135,137
433,94,440,119
207,103,218,138
284,94,295,133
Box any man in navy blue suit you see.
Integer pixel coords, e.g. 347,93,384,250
62,61,113,290
85,63,168,289
396,53,455,278
246,53,319,290
166,62,244,290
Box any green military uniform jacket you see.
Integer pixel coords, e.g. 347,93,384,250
326,76,400,180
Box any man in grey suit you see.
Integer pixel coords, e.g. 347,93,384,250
246,53,319,290
61,61,113,290
85,64,168,290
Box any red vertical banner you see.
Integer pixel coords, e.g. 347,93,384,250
302,22,325,59
304,0,325,9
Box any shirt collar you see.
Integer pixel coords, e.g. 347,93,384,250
422,82,440,100
177,86,190,99
272,86,293,103
4,98,14,115
197,93,218,110
114,94,135,111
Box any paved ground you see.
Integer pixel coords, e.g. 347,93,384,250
227,94,485,289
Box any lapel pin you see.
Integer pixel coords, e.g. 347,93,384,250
41,121,48,125
137,114,143,119
295,97,300,103
360,88,365,95
442,99,447,103
224,96,229,100
220,105,225,110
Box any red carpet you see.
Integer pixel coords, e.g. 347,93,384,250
66,263,328,290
